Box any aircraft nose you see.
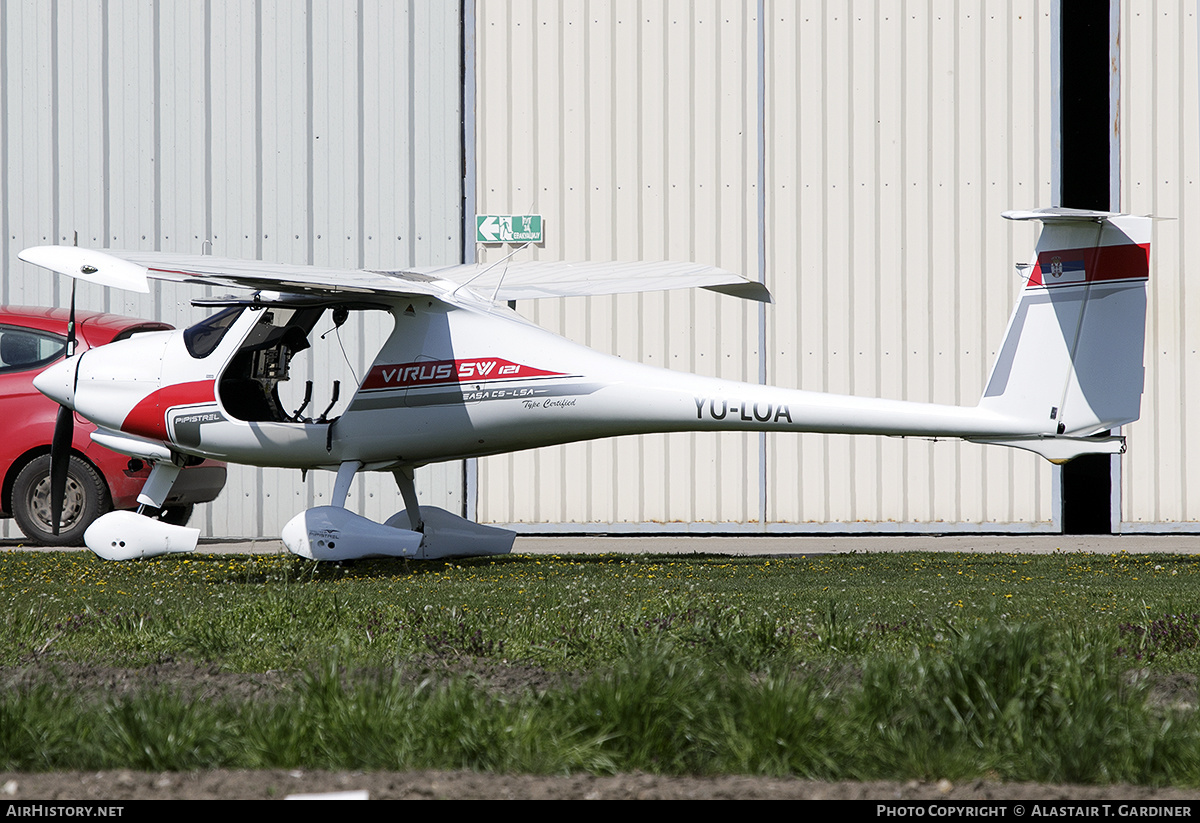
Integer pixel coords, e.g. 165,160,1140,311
33,354,78,408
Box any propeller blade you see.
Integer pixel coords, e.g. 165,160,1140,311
49,278,78,535
66,278,76,357
49,404,73,535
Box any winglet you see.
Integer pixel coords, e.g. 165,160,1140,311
18,246,151,293
702,280,773,303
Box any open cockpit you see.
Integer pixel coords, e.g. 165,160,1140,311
185,297,393,425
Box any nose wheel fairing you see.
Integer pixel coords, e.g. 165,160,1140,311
83,510,200,561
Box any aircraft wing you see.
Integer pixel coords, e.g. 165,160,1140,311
403,260,773,303
17,248,450,300
18,247,772,304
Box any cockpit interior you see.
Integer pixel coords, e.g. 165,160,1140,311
186,299,392,425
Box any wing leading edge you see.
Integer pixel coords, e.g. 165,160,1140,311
18,247,771,304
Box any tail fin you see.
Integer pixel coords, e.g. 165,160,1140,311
975,208,1150,457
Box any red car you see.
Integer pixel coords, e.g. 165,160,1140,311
0,306,227,545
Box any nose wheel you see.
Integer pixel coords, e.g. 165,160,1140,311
12,454,110,546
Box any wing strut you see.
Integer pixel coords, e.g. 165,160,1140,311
450,241,532,304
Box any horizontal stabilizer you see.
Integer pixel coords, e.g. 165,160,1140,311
968,434,1125,463
1002,207,1128,223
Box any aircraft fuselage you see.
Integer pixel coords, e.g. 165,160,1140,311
36,293,1051,475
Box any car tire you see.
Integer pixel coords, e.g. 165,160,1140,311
12,454,111,547
147,504,194,527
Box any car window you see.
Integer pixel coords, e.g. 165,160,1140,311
0,326,66,374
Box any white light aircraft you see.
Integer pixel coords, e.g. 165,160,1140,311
18,208,1150,561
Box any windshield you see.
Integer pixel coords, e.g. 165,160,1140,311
183,307,244,358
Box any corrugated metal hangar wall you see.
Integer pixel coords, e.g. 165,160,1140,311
473,0,1199,534
1,1,1197,538
475,0,1060,531
1121,1,1200,530
0,1,465,539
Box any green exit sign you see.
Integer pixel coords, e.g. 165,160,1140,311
476,214,544,243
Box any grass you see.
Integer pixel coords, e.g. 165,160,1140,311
3,549,1200,671
2,547,1200,781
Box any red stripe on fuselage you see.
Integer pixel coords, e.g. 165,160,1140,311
121,381,216,440
1028,243,1149,287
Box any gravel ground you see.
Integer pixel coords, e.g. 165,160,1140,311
5,770,1200,800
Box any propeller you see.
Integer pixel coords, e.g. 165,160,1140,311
47,258,79,536
49,403,73,535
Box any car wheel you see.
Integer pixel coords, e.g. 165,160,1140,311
12,455,111,547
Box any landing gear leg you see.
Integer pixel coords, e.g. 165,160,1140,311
137,461,182,510
331,460,362,507
392,465,423,532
